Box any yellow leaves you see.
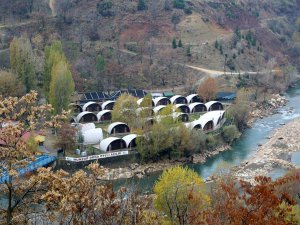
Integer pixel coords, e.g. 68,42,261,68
154,166,210,224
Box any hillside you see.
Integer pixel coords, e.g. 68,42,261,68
0,0,299,93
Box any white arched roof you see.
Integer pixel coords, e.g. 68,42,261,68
186,111,224,130
83,128,103,145
97,110,112,121
186,94,200,103
83,101,98,111
101,100,116,110
153,105,166,114
205,101,223,111
189,102,206,111
153,97,170,106
100,137,124,152
79,123,96,133
76,112,97,122
199,110,225,127
122,134,137,148
170,95,187,104
107,122,129,134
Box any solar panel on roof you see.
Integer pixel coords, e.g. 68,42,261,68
85,93,92,100
91,92,98,99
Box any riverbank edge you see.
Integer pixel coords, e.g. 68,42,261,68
231,116,300,184
98,94,289,181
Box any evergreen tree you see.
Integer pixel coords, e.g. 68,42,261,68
172,38,177,49
49,61,75,114
178,39,183,47
137,0,147,10
186,45,191,57
9,37,36,93
215,40,219,49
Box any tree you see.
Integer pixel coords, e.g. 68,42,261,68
0,70,25,97
171,13,180,30
49,60,75,114
222,125,239,143
197,77,217,102
154,166,210,225
173,0,185,9
112,94,140,129
178,39,183,47
172,37,177,49
228,88,251,131
44,41,65,100
206,175,300,225
55,123,77,152
137,0,147,10
9,37,36,93
186,45,192,57
95,54,106,91
0,91,68,224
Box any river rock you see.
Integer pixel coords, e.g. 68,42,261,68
129,163,139,170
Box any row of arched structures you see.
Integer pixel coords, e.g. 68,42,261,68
71,94,222,114
71,101,224,124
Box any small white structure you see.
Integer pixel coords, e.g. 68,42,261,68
79,123,96,133
76,112,97,123
175,104,190,113
122,134,138,148
101,100,116,110
97,110,112,122
82,128,103,145
83,101,101,112
205,101,224,111
100,137,126,152
186,94,201,103
189,103,207,113
153,97,171,106
107,122,130,134
170,95,188,104
153,105,166,114
151,93,163,98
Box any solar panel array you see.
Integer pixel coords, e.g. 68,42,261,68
81,90,148,103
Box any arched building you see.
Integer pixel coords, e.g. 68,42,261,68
153,97,171,106
97,110,112,122
170,95,188,104
101,100,116,110
205,101,224,111
153,105,166,115
189,103,207,113
82,128,103,145
175,104,190,113
69,103,83,113
107,122,130,135
100,137,126,152
76,112,97,123
122,134,138,149
186,94,202,103
83,102,101,112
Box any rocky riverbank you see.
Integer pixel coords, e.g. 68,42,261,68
98,144,231,180
247,94,288,126
232,116,300,184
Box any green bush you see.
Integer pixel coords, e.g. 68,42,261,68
137,0,147,10
184,7,192,15
222,125,239,143
206,134,217,150
173,0,185,9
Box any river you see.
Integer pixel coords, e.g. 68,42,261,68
113,83,300,192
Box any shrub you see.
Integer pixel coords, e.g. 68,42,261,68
173,0,185,9
222,125,239,143
137,0,147,11
206,134,217,150
184,7,192,15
